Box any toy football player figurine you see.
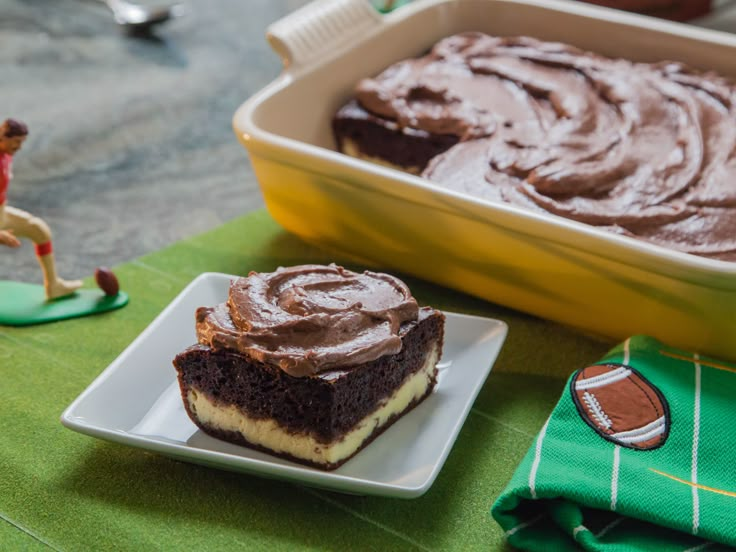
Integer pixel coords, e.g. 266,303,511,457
0,118,82,300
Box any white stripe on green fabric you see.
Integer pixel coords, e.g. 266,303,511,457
610,338,630,511
573,525,589,539
596,516,624,538
505,513,546,538
529,418,550,500
683,542,712,552
692,353,702,535
611,445,620,511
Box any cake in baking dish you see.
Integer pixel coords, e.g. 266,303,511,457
333,32,736,261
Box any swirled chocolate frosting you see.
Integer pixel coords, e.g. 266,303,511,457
196,264,419,377
353,33,736,261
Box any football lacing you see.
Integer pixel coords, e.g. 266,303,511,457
582,391,612,430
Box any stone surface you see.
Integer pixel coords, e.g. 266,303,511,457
0,0,309,284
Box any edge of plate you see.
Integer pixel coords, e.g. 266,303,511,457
407,315,508,497
60,272,221,426
60,272,508,498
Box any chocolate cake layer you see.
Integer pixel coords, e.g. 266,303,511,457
334,32,736,261
333,100,459,173
174,307,444,444
178,341,441,470
173,265,446,470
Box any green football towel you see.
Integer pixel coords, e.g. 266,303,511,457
492,335,736,551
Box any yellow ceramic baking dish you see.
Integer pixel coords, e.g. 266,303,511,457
233,0,736,361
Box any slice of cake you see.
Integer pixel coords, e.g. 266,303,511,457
173,264,445,470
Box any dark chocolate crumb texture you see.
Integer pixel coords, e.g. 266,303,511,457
173,264,445,470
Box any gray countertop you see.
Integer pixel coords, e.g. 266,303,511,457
1,0,735,284
0,0,309,283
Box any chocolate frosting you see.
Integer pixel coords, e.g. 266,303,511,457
196,264,419,377
355,33,736,261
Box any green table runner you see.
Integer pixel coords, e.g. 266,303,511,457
0,209,610,551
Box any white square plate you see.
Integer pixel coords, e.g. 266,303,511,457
61,272,507,498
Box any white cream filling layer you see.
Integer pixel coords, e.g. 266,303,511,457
187,343,440,466
341,138,422,175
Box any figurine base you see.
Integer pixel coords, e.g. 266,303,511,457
0,281,129,326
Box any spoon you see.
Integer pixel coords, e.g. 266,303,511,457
103,0,185,33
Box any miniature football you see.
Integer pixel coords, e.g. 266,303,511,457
94,267,120,296
571,363,669,450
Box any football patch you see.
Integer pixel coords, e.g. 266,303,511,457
570,363,670,450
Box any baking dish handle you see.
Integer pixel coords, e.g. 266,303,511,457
266,0,383,70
